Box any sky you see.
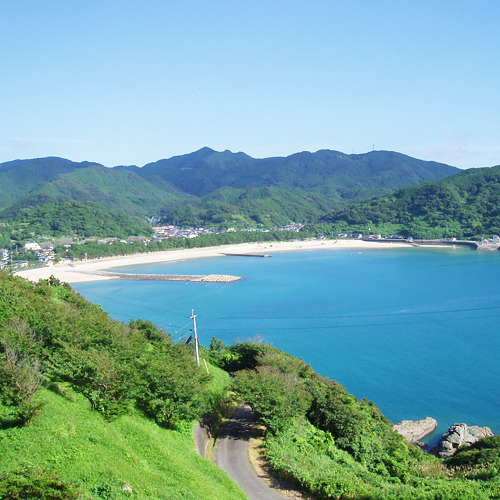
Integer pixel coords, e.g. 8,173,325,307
1,1,499,169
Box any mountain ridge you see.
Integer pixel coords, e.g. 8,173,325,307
0,149,460,230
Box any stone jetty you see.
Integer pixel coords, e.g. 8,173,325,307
76,270,243,283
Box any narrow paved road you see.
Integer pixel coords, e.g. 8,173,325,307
215,404,285,500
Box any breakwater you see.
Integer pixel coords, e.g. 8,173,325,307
223,253,272,257
77,270,243,282
412,239,479,249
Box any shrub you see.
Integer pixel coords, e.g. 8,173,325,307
0,467,79,499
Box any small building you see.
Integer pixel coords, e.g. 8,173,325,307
24,242,41,251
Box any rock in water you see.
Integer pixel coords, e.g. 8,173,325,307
393,417,438,442
431,423,494,458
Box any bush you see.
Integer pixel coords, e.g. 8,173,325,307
0,467,79,499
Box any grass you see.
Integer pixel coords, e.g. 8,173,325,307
0,383,247,499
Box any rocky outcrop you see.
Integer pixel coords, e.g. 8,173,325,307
393,417,438,442
431,423,494,458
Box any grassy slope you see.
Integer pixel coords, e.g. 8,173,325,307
0,381,245,500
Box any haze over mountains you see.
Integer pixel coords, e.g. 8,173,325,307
0,148,459,229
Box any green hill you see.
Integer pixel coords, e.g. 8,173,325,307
315,165,500,239
0,162,189,218
207,341,500,499
0,158,102,211
6,201,153,239
0,271,245,499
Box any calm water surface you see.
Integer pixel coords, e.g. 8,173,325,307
74,247,500,443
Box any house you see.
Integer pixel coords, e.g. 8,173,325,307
24,242,41,251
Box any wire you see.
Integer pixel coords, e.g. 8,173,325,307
211,303,500,322
198,310,500,332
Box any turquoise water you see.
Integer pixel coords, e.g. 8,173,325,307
74,247,500,444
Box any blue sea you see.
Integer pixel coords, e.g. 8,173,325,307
74,246,500,445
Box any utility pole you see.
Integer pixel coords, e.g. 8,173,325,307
191,309,200,367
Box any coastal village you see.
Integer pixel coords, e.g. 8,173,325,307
0,223,306,271
3,223,500,271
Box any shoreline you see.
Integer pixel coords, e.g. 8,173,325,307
16,239,416,284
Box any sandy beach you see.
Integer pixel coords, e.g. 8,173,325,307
15,239,413,285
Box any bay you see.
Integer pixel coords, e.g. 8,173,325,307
74,246,500,444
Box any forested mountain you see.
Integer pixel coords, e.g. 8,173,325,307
0,149,459,233
120,147,460,226
124,147,458,197
316,165,500,239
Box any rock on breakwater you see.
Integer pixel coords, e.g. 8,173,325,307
393,417,438,442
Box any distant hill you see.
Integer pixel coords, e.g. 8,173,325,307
0,149,459,232
0,157,93,210
121,148,459,227
124,147,459,197
0,159,189,217
316,165,500,239
9,200,153,239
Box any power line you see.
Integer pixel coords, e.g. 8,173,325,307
212,303,500,322
198,311,500,332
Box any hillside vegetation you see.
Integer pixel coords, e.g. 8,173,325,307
207,342,500,499
0,271,244,499
315,165,500,239
7,201,153,240
1,272,499,498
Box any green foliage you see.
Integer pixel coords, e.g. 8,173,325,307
0,467,79,499
234,364,312,433
4,200,152,239
217,340,269,372
445,436,500,482
0,385,246,499
265,417,384,498
224,340,498,498
0,319,44,424
0,271,210,426
134,334,209,429
138,148,457,198
160,186,337,228
317,165,500,239
0,158,188,217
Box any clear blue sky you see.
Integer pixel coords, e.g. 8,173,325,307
1,1,499,168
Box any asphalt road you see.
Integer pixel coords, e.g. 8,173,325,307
214,404,285,500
